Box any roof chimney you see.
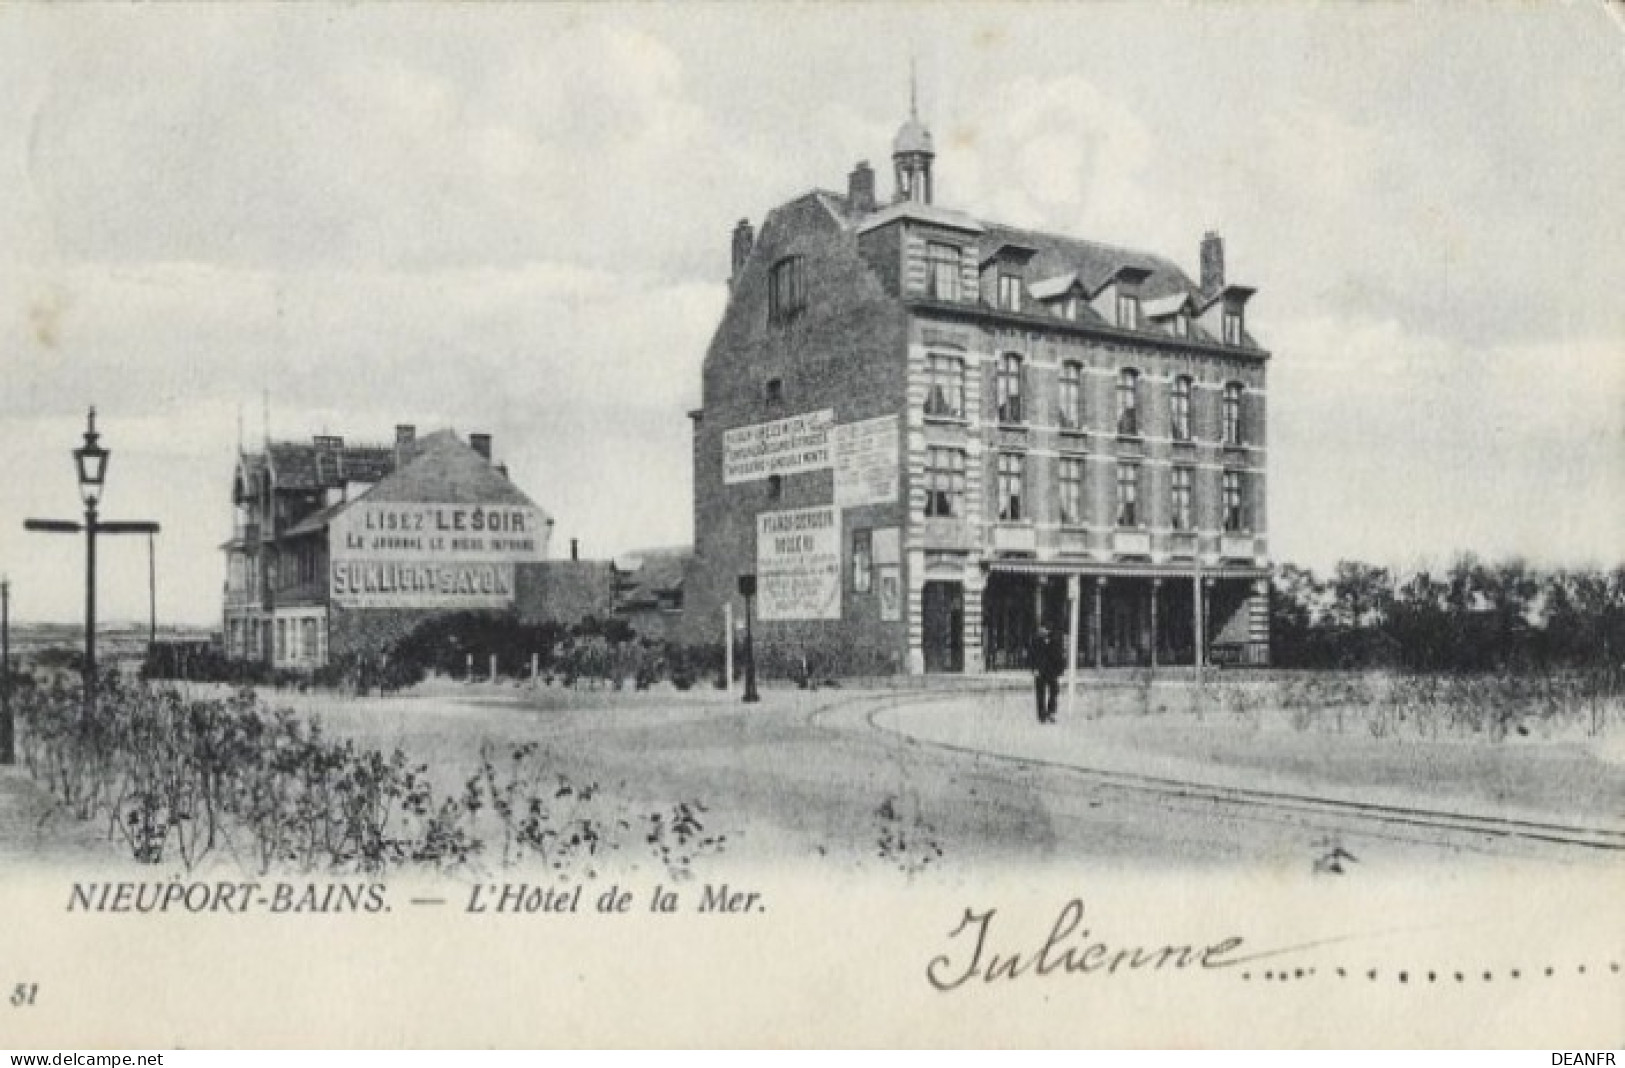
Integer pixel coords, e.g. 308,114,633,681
570,537,579,562
395,424,416,446
730,218,754,281
469,433,492,461
1200,231,1225,296
848,161,876,214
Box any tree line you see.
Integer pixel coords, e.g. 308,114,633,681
1270,557,1624,671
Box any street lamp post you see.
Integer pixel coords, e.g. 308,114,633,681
24,408,159,720
737,574,760,704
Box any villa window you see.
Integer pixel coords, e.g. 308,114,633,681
1116,368,1141,437
1172,375,1193,442
1223,470,1246,532
997,453,1026,522
925,447,966,518
998,274,1022,311
996,353,1024,424
1116,463,1141,528
1172,466,1194,532
1059,361,1083,429
1059,457,1084,526
851,528,873,593
768,256,806,326
1223,382,1244,446
924,354,964,419
927,242,962,302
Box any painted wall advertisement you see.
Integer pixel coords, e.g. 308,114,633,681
723,408,834,484
757,505,841,621
833,414,899,508
329,501,547,608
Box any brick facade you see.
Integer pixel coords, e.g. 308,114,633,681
688,118,1273,676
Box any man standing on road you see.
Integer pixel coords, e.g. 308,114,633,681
1030,626,1064,724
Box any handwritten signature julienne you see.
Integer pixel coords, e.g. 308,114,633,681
928,898,1307,992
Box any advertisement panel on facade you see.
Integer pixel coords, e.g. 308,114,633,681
329,501,546,608
723,409,834,484
756,505,841,621
833,414,899,508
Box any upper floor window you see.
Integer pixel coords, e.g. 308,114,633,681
1223,469,1246,532
927,242,962,302
851,528,873,593
996,353,1024,424
1116,368,1141,437
997,453,1026,522
1171,466,1194,532
1116,463,1141,528
1057,295,1079,321
1222,382,1244,446
1117,293,1140,329
925,447,967,518
1171,375,1193,442
1223,309,1244,346
1058,361,1083,430
998,274,1023,311
1059,457,1084,526
768,256,806,326
924,354,964,419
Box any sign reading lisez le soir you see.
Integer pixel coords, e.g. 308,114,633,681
329,502,547,608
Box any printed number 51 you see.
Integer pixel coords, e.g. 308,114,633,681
11,983,37,1007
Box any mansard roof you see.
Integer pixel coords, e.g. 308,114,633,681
257,440,396,491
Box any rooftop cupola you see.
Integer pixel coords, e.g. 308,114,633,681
892,70,935,205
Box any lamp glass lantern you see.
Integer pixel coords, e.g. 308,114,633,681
73,408,109,508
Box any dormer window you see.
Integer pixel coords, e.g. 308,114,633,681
1116,294,1140,329
998,274,1022,312
768,256,806,326
1058,295,1079,320
1223,309,1244,345
1172,312,1189,338
765,378,783,405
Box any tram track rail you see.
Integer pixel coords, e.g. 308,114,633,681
808,688,1625,855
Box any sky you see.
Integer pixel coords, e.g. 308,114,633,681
0,2,1621,625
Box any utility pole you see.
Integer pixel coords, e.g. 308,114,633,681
2,576,13,765
738,574,759,704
